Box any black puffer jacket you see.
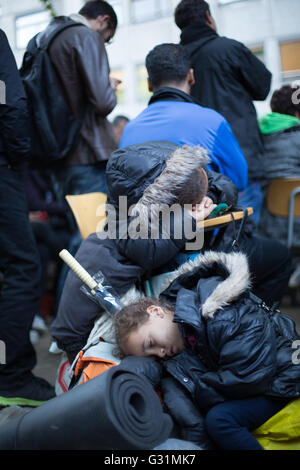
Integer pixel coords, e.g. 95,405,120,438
52,141,239,356
160,251,300,414
106,141,238,272
0,29,31,168
180,23,272,180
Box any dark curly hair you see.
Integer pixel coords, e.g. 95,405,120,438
113,297,174,358
146,43,192,88
174,0,210,30
270,84,300,117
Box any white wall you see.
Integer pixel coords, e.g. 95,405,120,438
0,0,299,120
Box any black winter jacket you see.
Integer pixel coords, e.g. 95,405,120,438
0,30,31,168
181,23,272,180
160,251,300,414
106,141,238,273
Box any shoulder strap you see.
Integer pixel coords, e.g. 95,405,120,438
36,17,84,51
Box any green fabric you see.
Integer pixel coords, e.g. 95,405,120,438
0,396,45,407
258,112,300,135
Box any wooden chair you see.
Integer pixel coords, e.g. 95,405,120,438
65,192,107,240
199,207,253,230
66,191,253,242
266,178,300,249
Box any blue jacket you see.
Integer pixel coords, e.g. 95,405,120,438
120,87,248,191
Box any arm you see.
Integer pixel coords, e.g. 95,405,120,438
161,377,215,450
206,169,238,207
114,209,198,271
76,33,116,117
212,119,248,191
0,30,30,167
237,43,272,101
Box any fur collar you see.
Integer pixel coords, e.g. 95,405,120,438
130,144,210,226
161,250,251,318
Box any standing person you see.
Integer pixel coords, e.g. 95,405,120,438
28,0,120,296
174,0,272,224
43,0,119,206
0,30,55,406
120,43,248,191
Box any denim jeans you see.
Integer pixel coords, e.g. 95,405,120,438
205,396,288,450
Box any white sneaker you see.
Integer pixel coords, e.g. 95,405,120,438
289,264,300,289
32,315,47,333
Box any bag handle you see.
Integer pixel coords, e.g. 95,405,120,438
230,208,249,250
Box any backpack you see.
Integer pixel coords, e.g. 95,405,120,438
19,17,84,168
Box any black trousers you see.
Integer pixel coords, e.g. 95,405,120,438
0,167,42,390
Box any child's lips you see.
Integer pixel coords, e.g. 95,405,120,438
168,347,176,357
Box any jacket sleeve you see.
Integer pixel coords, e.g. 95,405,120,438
76,32,117,117
206,169,238,207
237,43,272,101
0,30,31,167
212,119,248,191
119,356,163,387
114,210,198,271
195,317,278,402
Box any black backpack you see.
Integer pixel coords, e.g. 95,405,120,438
20,17,84,168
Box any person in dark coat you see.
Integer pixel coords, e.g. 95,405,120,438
106,141,292,305
0,30,55,405
51,142,293,363
50,142,229,361
113,250,300,450
174,0,272,224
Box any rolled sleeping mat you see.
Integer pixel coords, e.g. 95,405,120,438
0,367,173,450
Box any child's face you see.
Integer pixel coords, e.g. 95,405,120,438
122,305,185,359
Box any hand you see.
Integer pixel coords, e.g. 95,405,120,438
187,197,217,221
110,77,122,91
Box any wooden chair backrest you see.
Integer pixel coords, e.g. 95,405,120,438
267,179,300,217
65,192,107,240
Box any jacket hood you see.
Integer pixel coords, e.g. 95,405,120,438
259,112,300,135
161,250,251,319
106,141,210,214
180,22,218,52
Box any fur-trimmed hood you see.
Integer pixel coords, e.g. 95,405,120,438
160,250,251,319
106,141,210,214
